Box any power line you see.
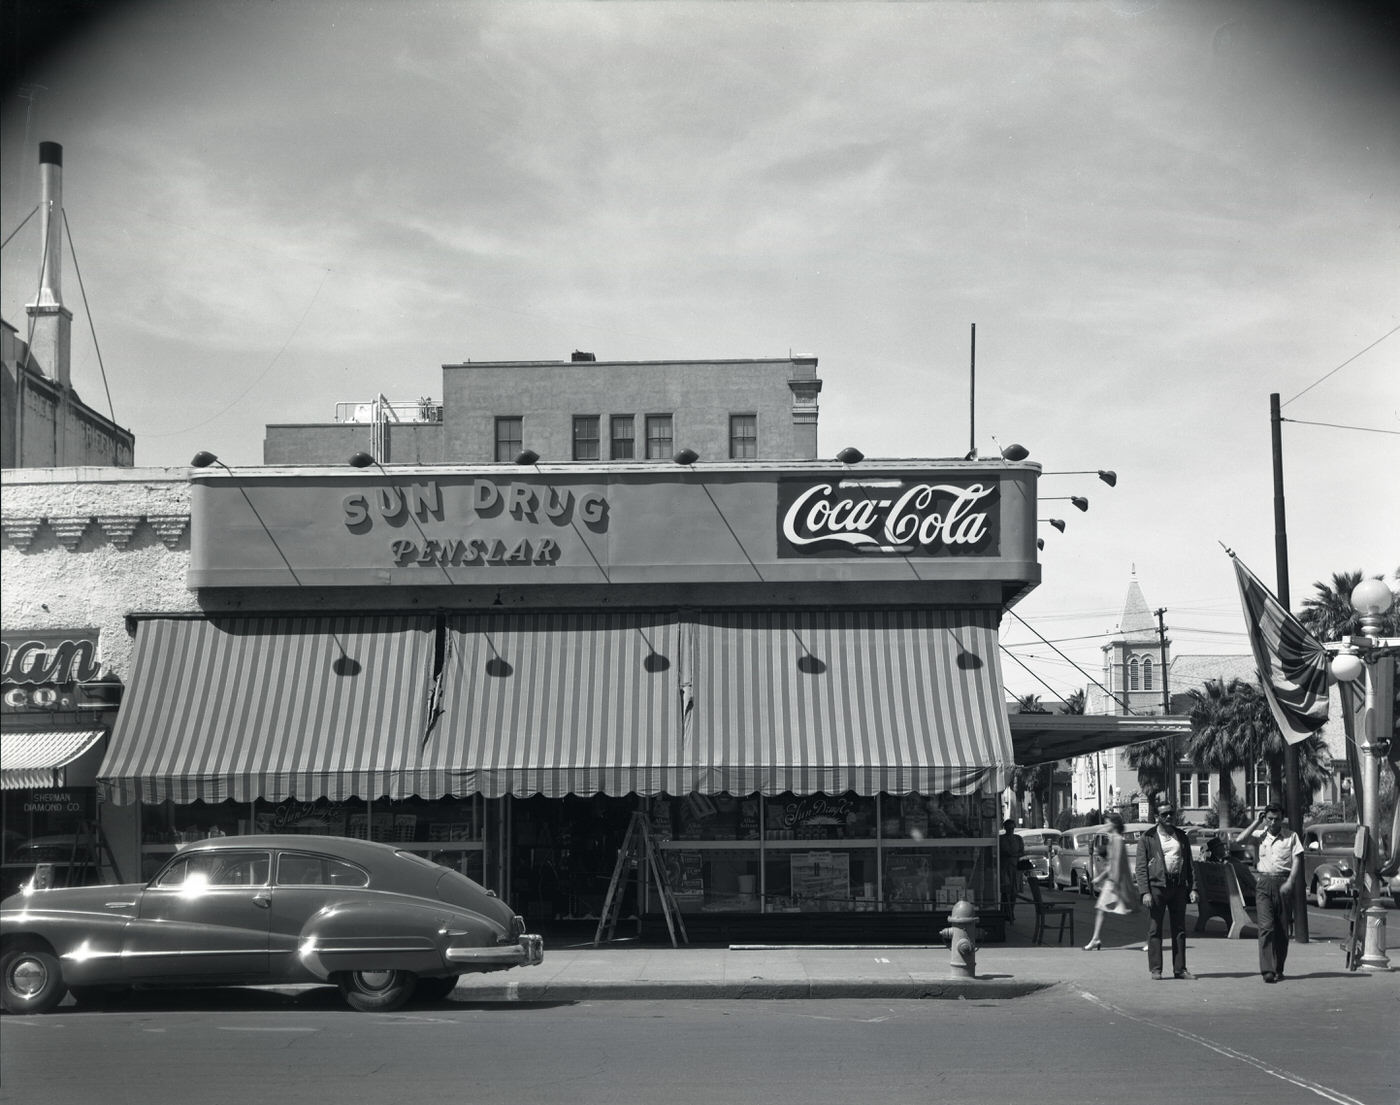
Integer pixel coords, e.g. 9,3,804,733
1282,323,1399,407
1280,417,1399,436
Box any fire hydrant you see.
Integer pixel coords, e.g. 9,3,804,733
939,898,978,979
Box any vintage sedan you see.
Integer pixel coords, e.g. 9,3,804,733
0,834,543,1014
1015,828,1061,887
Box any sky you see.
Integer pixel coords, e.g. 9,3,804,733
3,0,1397,704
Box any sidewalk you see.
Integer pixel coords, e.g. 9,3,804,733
450,896,1391,1002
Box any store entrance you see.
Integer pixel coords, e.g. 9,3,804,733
510,795,640,931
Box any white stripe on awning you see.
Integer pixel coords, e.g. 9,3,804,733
1,730,105,790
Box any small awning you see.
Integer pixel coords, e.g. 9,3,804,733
427,613,686,797
1,730,105,790
1010,714,1191,766
686,609,1013,796
99,616,438,804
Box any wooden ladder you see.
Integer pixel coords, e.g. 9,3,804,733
594,811,689,947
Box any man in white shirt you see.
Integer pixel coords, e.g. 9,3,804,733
1236,802,1303,983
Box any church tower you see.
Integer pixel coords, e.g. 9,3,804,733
1099,569,1170,716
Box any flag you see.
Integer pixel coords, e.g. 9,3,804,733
1230,553,1331,744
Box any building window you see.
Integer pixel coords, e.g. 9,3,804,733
573,416,600,461
1143,658,1153,691
495,417,522,462
1245,761,1270,810
729,414,757,459
1128,658,1140,691
1179,772,1210,810
645,415,673,460
610,415,635,460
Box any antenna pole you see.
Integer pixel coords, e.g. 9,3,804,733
969,323,976,457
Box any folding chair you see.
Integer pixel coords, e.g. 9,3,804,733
1025,877,1075,946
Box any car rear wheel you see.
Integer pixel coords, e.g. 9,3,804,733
337,969,417,1012
1312,881,1330,910
413,975,459,1003
1,947,67,1014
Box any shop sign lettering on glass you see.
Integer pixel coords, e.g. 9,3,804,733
777,478,999,557
341,479,608,570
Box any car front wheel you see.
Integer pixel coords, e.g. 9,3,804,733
337,969,417,1012
1312,881,1330,910
1,947,67,1015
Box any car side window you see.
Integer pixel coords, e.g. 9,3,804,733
153,851,270,888
276,852,368,888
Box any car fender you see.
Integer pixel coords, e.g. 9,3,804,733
295,897,502,980
1,885,141,985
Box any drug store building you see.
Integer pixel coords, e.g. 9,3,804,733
3,355,1065,940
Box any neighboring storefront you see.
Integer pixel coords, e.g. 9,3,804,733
1,630,121,898
5,459,1041,938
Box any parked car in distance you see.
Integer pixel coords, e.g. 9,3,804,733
1180,825,1220,863
1051,825,1105,894
1,834,543,1014
1015,828,1061,887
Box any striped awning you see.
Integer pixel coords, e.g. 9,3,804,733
426,613,687,797
99,616,437,804
686,609,1013,796
1,730,106,790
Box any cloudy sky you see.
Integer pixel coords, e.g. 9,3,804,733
3,0,1397,702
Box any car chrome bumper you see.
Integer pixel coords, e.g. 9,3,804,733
445,933,543,968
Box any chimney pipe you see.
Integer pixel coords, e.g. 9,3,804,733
36,142,63,308
26,141,73,388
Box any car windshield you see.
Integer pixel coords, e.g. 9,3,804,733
1320,831,1352,847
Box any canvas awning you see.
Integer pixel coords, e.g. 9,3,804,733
98,615,438,804
426,613,687,797
1,730,105,790
1009,714,1191,766
685,609,1014,796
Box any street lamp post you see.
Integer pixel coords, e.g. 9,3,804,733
1329,578,1397,972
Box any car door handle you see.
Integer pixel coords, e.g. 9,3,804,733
253,894,272,909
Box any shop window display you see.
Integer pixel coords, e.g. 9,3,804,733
1,786,99,898
646,789,998,915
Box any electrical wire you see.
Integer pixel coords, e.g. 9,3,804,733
1282,322,1400,407
1004,609,1138,714
1280,418,1399,436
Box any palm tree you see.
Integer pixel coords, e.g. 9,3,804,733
1123,739,1174,813
1185,678,1269,829
1015,694,1050,714
1062,690,1087,716
1298,570,1398,640
1232,678,1332,814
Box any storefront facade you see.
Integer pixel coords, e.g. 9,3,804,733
3,458,1040,938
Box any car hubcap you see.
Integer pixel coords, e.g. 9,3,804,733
10,959,47,997
354,970,395,993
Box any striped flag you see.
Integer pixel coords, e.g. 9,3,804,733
1230,553,1331,744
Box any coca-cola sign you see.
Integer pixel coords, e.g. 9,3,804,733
778,477,999,557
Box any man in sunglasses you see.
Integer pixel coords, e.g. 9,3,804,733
1135,801,1197,980
1236,802,1303,982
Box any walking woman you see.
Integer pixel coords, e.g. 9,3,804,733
1085,812,1135,950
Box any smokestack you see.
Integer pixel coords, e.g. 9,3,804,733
25,141,72,388
36,142,63,307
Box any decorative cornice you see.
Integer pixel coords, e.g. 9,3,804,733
97,515,141,548
146,514,190,549
47,516,92,550
1,517,43,551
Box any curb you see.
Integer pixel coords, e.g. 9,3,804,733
450,977,1054,1002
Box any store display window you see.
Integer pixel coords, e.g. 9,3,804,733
1,787,99,898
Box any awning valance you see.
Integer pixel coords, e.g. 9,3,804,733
1010,714,1192,766
99,616,437,804
686,609,1013,796
1,730,105,790
427,613,687,798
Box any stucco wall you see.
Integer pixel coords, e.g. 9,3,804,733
1,467,194,680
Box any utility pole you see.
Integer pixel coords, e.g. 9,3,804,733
1155,608,1175,806
1270,392,1309,943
